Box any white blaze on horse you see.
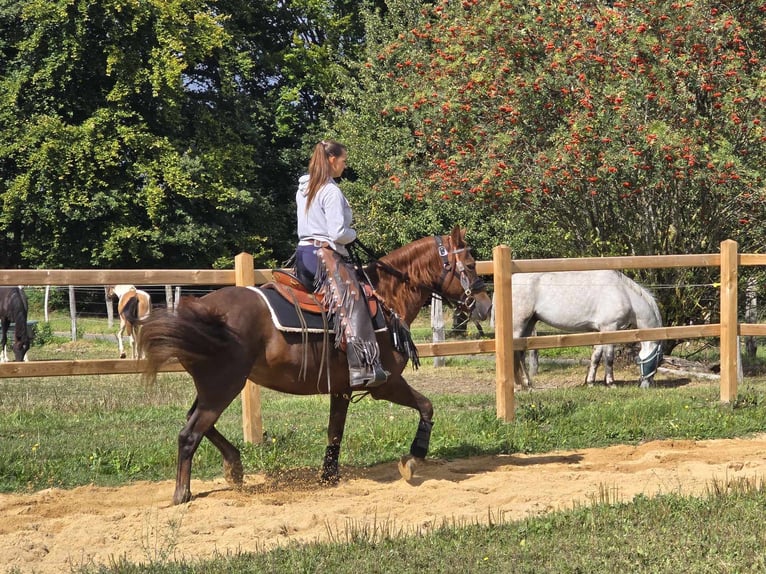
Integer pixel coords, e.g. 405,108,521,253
0,286,31,362
107,285,152,359
513,270,663,389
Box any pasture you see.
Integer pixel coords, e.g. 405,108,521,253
4,312,766,572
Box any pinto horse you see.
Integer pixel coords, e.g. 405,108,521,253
139,227,493,505
107,285,152,359
0,286,31,362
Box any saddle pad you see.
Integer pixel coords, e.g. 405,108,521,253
248,286,386,333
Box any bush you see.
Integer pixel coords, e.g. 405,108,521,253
32,321,54,346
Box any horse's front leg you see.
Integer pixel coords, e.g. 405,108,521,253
369,378,434,482
0,324,8,362
320,393,350,484
603,344,616,386
398,417,434,481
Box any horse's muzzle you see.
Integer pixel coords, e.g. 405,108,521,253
470,292,492,322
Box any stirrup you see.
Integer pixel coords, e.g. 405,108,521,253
349,365,389,389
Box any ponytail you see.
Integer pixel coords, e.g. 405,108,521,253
305,140,346,211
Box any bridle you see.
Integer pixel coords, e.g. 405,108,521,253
433,235,485,317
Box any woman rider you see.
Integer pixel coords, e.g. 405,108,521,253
295,140,388,389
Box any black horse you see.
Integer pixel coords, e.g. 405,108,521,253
0,287,31,362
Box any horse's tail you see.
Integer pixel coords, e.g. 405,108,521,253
138,297,240,382
122,297,141,325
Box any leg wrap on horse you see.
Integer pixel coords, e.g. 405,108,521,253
321,443,341,483
316,247,387,388
410,419,433,459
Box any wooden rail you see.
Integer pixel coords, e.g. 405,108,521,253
0,240,759,434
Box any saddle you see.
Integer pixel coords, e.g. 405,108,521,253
258,269,383,332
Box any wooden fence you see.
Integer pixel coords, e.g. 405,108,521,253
1,240,763,439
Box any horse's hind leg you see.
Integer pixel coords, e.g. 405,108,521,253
204,426,244,487
174,403,226,505
586,345,604,385
515,350,532,389
116,321,127,359
126,323,138,360
183,398,244,488
320,394,351,484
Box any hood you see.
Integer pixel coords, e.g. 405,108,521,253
297,174,310,196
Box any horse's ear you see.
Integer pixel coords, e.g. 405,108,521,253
450,225,466,246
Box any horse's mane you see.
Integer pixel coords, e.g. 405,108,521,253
616,272,662,327
373,236,441,290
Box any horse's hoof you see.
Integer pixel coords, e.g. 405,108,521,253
172,489,192,505
224,459,244,487
119,353,126,359
319,472,340,486
398,455,418,481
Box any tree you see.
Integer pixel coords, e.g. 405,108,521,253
0,0,267,268
331,0,766,333
0,0,377,269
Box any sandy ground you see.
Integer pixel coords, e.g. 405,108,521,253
3,362,763,573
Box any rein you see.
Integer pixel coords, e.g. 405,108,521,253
349,239,409,284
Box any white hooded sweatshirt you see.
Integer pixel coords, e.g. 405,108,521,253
296,174,357,256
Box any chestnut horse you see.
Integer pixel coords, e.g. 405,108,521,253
107,284,152,359
139,227,492,505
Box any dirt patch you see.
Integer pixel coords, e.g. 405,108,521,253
3,434,766,573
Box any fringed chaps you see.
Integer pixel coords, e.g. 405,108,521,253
315,247,380,371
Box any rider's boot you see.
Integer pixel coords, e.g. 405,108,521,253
345,302,388,389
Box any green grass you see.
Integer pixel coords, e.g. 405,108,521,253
3,352,766,492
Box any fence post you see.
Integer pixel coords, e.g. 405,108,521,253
235,252,263,443
493,245,515,421
431,296,446,367
720,239,739,403
68,285,77,341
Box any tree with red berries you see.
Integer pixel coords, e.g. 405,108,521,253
333,0,766,333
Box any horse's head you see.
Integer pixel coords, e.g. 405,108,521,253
12,330,30,361
433,227,492,322
638,341,663,388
